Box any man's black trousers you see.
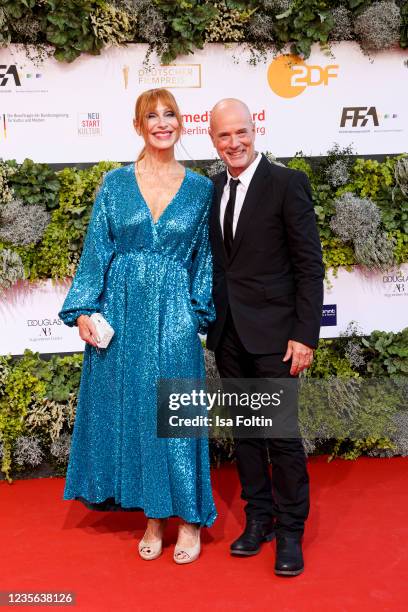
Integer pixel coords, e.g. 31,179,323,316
214,309,309,536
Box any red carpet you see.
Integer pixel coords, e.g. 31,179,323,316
1,457,407,611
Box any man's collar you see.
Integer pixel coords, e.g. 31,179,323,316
226,152,261,188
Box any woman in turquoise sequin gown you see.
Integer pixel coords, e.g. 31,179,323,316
59,89,216,561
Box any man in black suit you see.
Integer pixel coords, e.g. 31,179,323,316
207,99,324,576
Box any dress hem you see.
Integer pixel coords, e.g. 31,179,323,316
66,495,217,528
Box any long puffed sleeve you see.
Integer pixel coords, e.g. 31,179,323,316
189,183,216,334
59,176,115,327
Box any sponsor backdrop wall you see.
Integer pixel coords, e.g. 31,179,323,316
0,43,407,355
1,43,406,162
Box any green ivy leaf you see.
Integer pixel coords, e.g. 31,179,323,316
276,8,293,20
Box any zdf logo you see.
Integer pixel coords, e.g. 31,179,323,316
267,54,338,98
0,65,21,87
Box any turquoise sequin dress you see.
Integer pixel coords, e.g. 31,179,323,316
59,164,217,526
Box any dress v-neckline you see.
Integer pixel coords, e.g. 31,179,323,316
133,164,189,227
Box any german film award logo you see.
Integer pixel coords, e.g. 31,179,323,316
123,64,202,89
267,54,338,98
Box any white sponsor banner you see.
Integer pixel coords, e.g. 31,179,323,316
0,279,84,355
320,264,408,338
1,266,407,356
0,42,406,163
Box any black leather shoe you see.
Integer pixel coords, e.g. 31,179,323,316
230,519,275,556
274,534,304,576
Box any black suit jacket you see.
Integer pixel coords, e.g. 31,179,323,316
206,153,324,354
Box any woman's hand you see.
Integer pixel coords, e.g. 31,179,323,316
77,315,100,347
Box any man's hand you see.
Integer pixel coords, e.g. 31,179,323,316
77,314,100,347
283,340,314,376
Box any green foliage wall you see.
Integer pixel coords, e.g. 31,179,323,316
1,329,407,481
1,0,407,64
0,151,407,479
2,150,406,285
1,3,407,479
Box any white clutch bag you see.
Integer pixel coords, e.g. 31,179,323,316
90,313,115,348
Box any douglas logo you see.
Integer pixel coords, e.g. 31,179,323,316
383,273,408,283
27,318,62,340
27,319,62,326
382,272,408,297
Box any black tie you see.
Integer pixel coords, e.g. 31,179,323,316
223,178,239,256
